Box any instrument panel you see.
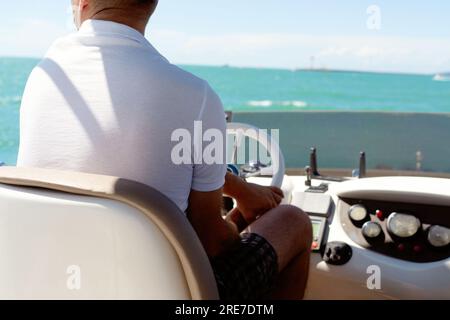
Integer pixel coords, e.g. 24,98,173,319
310,216,327,251
339,197,450,262
291,191,332,252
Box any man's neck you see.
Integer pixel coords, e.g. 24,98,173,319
88,8,149,35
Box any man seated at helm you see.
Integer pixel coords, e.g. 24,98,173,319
17,0,312,300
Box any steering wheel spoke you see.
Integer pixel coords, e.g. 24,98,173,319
227,122,285,188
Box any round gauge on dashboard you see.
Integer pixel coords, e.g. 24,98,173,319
427,225,450,248
362,221,385,244
362,221,382,239
387,213,421,239
348,205,368,226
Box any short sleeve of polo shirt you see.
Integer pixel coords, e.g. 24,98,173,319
191,83,227,192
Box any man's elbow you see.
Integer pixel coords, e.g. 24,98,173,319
201,223,241,258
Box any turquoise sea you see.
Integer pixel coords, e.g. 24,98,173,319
1,57,450,168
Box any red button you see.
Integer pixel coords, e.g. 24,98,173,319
376,210,384,220
312,242,319,249
413,245,423,253
397,244,405,252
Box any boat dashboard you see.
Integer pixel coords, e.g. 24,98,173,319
247,173,450,299
225,119,450,299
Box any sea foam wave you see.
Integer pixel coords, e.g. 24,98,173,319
247,100,308,108
433,78,450,82
0,96,22,107
433,75,450,82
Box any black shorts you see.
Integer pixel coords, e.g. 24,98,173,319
209,233,278,300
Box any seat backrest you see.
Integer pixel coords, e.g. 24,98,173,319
0,167,219,300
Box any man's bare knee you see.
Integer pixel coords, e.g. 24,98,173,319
278,205,313,252
244,204,312,270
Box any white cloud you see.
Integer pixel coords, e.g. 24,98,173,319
0,19,70,58
149,29,450,74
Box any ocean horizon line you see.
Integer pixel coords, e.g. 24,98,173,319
0,55,442,77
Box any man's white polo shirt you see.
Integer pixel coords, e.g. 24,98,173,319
17,19,227,212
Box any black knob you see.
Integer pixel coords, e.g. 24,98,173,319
359,152,367,178
310,147,320,176
322,242,353,265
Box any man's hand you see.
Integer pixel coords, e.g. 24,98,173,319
236,182,284,224
223,172,284,225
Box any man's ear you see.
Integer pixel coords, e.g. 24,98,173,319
80,0,89,10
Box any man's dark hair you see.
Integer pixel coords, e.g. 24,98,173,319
95,0,158,8
136,0,157,4
132,0,158,7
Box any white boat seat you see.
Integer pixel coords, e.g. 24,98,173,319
0,166,219,300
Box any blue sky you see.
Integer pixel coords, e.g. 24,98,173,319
1,0,449,73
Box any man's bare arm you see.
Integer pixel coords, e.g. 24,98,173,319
187,187,241,257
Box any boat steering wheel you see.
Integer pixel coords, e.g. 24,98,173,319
227,122,285,188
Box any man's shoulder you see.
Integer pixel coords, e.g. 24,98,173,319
32,33,82,67
158,62,209,93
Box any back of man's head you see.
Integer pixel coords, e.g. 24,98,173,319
75,0,159,33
